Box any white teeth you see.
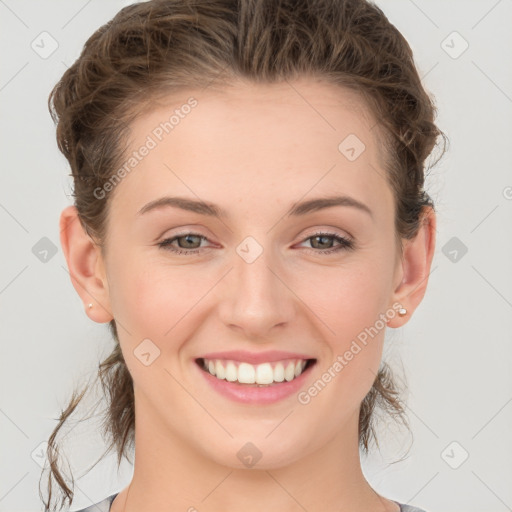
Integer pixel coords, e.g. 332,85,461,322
284,362,295,382
273,363,285,382
238,363,255,384
225,361,237,382
215,360,226,380
202,358,311,385
255,363,274,384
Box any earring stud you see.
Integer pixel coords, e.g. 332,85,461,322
398,307,407,316
88,303,93,309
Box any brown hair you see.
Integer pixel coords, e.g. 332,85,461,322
42,0,447,509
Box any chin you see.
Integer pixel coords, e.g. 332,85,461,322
198,431,314,471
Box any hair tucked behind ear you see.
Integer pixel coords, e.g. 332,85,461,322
41,0,447,509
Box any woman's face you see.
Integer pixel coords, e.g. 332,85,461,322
98,78,408,468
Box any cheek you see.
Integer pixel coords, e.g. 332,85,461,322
302,258,392,344
111,265,201,386
109,255,203,335
295,258,392,400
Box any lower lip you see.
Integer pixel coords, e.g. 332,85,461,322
195,360,315,404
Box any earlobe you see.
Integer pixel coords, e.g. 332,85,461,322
387,207,436,328
59,205,113,323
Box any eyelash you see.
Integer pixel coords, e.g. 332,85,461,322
157,231,355,256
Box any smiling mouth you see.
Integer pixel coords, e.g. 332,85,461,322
195,357,317,386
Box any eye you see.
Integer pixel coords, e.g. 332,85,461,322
157,231,355,256
157,232,211,255
298,232,354,255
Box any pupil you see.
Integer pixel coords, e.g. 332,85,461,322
182,235,199,248
315,235,331,249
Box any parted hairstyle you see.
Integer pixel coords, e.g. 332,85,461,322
41,0,447,509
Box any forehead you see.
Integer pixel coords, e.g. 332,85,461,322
108,78,392,221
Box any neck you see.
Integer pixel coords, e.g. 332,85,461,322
112,400,398,512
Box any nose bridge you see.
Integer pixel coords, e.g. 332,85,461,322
219,237,294,336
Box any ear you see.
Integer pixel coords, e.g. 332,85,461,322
387,207,436,328
59,205,113,323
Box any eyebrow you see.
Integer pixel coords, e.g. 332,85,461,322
137,195,373,219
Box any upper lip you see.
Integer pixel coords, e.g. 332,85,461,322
198,350,315,365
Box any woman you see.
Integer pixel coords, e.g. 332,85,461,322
43,0,446,510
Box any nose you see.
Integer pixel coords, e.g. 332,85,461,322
217,245,296,340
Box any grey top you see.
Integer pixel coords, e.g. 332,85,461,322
73,492,428,511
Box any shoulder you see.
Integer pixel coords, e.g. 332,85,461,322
72,492,119,512
394,502,429,512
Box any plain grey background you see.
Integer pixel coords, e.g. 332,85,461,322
1,1,511,511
